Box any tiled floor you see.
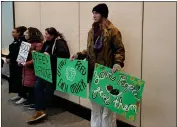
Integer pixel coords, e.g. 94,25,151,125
1,79,90,127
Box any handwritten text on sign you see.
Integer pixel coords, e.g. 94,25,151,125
56,58,88,98
89,64,145,121
17,41,31,64
32,52,52,83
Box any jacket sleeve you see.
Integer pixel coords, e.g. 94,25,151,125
25,52,33,67
55,40,70,58
6,53,10,59
6,44,12,59
111,28,125,68
41,42,48,53
26,43,36,67
1,59,4,67
25,60,33,66
77,50,88,60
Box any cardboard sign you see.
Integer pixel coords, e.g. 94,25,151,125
56,58,88,98
17,41,31,64
32,52,52,83
89,64,145,121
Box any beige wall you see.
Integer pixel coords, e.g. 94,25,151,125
142,2,176,127
15,2,41,29
14,2,176,127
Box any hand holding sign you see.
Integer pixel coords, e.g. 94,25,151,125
17,41,31,64
112,64,122,73
21,62,26,66
70,54,78,61
44,52,49,55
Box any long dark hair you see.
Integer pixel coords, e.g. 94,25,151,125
45,27,64,40
15,26,27,36
27,27,44,43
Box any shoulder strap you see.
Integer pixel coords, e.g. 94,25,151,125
52,37,61,55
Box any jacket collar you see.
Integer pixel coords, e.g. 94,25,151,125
90,19,114,38
92,19,114,30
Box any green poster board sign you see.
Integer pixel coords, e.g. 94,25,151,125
56,58,88,98
32,52,52,83
89,64,145,121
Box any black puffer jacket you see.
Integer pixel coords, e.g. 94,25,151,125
41,37,70,87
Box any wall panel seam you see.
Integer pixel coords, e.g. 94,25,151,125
12,1,15,28
78,1,81,105
140,1,144,127
39,2,42,31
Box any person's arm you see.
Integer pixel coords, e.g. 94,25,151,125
5,44,12,63
111,28,125,68
25,60,33,66
25,43,37,66
25,52,33,67
76,50,88,60
55,39,70,58
24,50,34,67
2,59,4,68
41,42,49,54
6,54,10,59
43,42,50,55
6,53,10,63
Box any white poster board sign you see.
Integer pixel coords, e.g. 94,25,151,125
17,41,31,64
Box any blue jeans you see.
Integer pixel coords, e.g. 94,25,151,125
34,77,55,111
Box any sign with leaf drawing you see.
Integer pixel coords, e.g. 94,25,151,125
32,52,52,83
17,41,31,64
89,64,145,121
56,58,88,98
